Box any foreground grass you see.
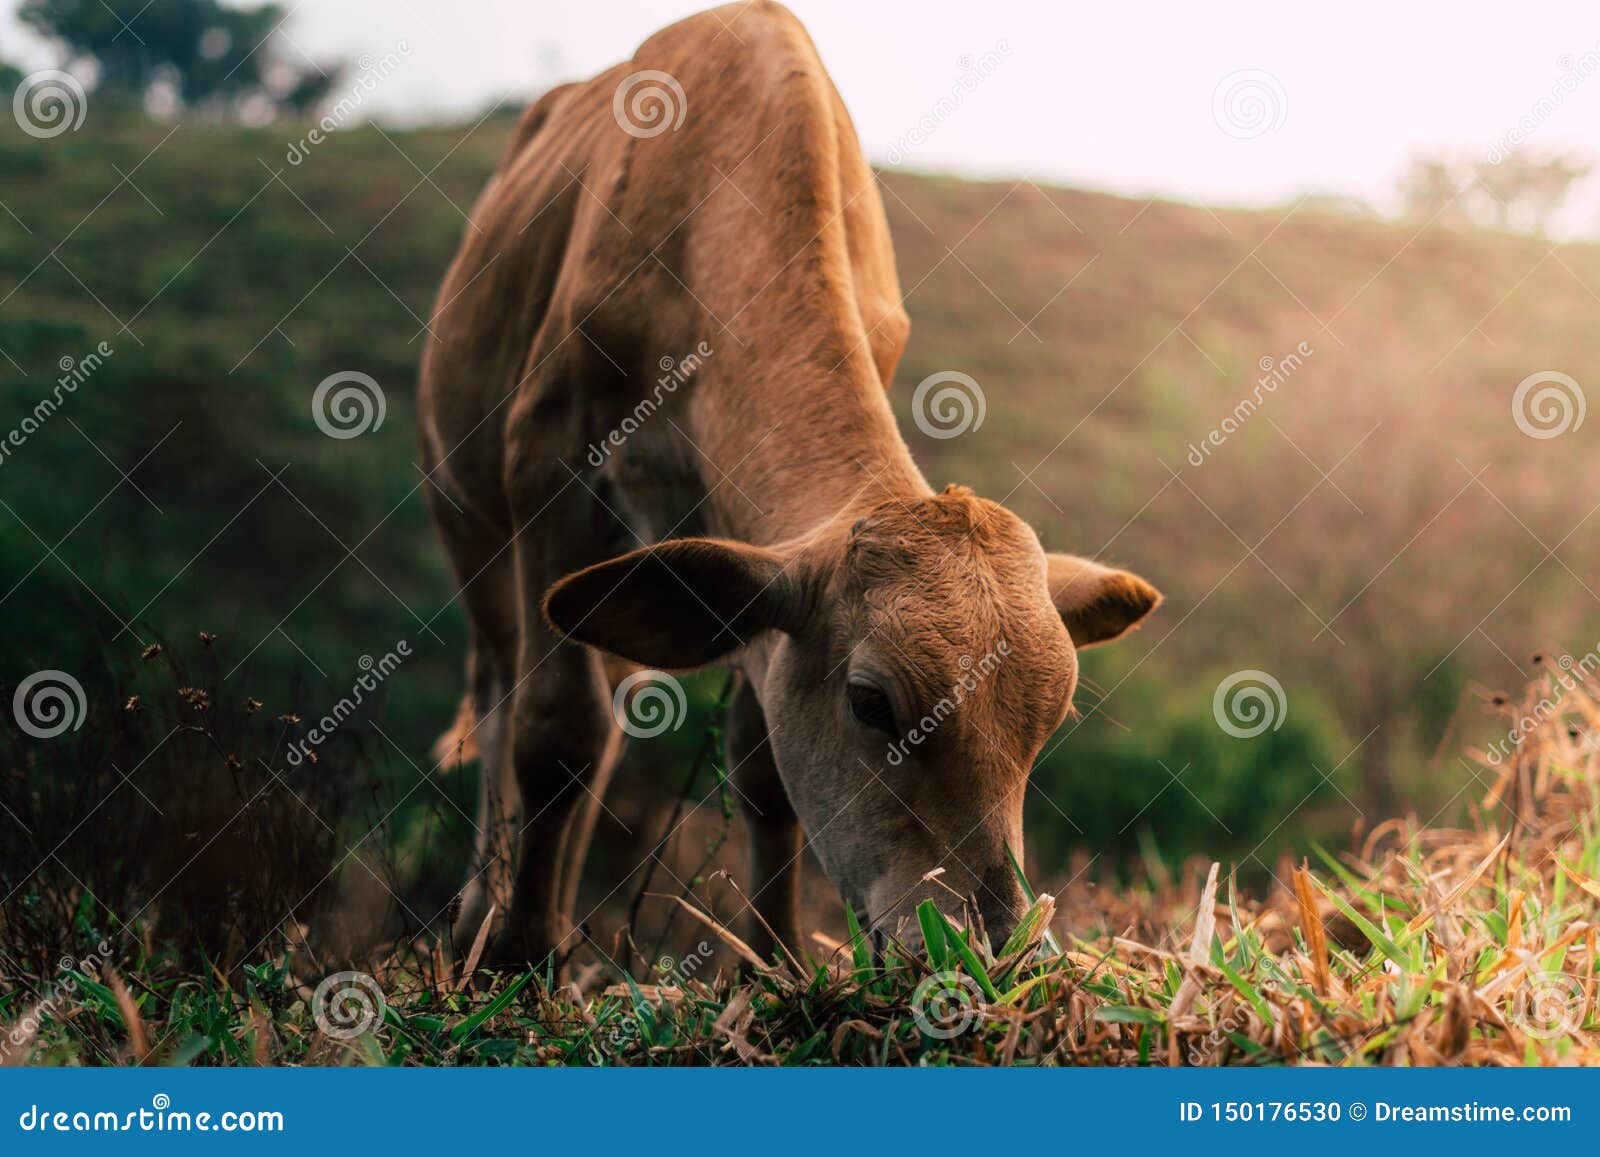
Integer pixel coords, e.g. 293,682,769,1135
6,667,1598,1066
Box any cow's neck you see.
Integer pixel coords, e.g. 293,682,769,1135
697,347,931,548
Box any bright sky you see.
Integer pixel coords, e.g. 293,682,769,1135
6,1,1600,221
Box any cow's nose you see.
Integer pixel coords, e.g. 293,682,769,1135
979,865,1028,949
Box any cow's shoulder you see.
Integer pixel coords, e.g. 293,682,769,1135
639,1,813,60
636,2,825,100
498,81,582,171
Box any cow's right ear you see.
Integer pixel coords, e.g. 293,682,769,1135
542,538,803,669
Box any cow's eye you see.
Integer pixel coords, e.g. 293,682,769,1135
847,677,897,734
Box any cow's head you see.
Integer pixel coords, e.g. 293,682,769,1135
543,485,1159,947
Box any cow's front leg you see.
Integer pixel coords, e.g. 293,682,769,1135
492,444,623,971
495,627,615,970
727,679,804,963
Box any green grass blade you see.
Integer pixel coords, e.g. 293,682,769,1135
996,895,1052,961
916,899,949,969
931,904,999,1001
1005,845,1061,956
844,901,874,985
1312,876,1413,968
1093,1006,1165,1026
449,970,533,1043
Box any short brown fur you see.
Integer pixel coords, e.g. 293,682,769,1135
419,2,1159,965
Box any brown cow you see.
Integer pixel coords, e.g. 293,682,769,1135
419,1,1159,967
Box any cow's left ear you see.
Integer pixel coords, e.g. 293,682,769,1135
543,538,804,669
1046,553,1161,648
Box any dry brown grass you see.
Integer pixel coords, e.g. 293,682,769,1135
10,665,1595,1066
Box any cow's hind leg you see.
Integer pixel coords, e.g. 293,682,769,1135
451,641,516,949
555,656,636,930
422,477,521,956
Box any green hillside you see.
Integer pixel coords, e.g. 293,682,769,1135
3,112,1598,890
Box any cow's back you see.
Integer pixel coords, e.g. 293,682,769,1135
420,1,909,540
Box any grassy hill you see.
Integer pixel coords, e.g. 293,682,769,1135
3,111,1599,900
5,111,1600,1067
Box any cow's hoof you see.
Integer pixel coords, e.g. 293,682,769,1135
472,925,563,980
